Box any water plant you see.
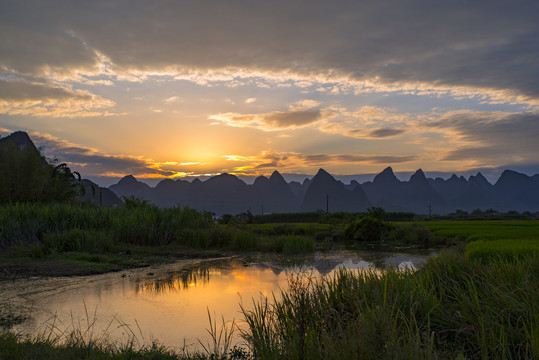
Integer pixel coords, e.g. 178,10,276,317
241,254,538,359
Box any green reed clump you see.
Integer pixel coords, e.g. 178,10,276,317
0,203,215,252
242,254,538,359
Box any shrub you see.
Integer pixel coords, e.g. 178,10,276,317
345,216,387,242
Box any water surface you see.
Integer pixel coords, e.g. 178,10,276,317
0,250,434,351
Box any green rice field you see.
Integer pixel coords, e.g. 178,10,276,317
418,220,539,260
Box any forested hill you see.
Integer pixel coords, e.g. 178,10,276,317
0,131,121,206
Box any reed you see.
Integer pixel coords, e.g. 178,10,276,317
0,203,215,252
241,254,539,359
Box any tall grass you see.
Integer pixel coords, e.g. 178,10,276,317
241,254,539,359
0,303,249,360
0,203,215,252
0,204,319,256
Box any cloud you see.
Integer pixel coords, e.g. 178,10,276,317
290,99,321,110
0,129,211,179
210,109,328,130
367,128,406,138
164,96,183,103
319,106,412,139
300,154,416,165
0,78,115,117
225,151,417,174
245,97,257,104
426,110,539,166
1,1,537,105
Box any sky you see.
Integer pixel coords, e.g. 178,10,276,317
1,0,538,186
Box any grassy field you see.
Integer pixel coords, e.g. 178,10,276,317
1,214,538,358
418,220,539,260
242,253,538,359
0,204,327,277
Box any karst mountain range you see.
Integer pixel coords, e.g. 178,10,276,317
3,131,539,214
109,167,539,215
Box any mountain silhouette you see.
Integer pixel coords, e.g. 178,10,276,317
107,166,539,215
109,175,152,200
0,131,40,154
491,170,539,211
251,171,299,213
404,169,446,214
362,167,405,210
300,169,371,212
79,179,123,207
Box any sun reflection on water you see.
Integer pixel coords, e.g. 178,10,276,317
3,251,434,352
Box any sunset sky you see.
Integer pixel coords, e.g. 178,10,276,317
1,0,538,186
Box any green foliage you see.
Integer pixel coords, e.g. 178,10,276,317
465,238,539,261
345,216,387,242
0,204,323,256
0,203,215,252
0,139,78,204
242,254,539,359
0,330,251,359
418,220,539,258
121,195,152,209
366,206,386,220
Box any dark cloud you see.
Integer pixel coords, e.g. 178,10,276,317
1,0,537,100
0,78,114,117
428,111,539,165
301,154,416,165
265,110,321,128
210,109,323,130
21,132,173,177
368,128,405,138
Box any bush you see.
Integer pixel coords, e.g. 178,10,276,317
345,217,387,242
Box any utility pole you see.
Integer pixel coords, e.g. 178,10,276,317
261,204,264,215
326,194,329,214
428,204,432,220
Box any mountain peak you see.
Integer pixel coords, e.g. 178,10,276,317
269,170,285,183
500,169,521,178
313,168,335,183
0,131,38,152
253,175,269,187
373,166,399,185
409,169,428,184
118,175,138,185
315,168,330,176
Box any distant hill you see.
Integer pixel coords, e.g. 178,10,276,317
79,179,123,207
4,131,537,214
109,166,539,215
300,169,371,212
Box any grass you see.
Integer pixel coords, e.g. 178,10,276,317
418,220,539,242
5,252,537,359
0,304,250,360
0,204,328,276
417,220,539,260
465,238,539,260
1,216,538,358
241,253,539,359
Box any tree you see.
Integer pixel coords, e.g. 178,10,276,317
344,216,388,242
366,206,386,220
0,137,79,204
